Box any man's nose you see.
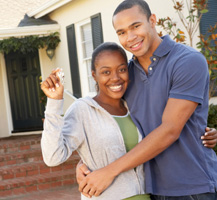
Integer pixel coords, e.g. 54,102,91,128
127,31,137,42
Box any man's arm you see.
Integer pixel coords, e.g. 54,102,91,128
79,98,198,196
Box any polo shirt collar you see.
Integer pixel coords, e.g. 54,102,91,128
131,34,175,62
154,35,175,57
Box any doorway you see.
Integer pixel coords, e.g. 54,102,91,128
5,51,44,133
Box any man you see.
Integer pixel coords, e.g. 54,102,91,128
77,0,217,199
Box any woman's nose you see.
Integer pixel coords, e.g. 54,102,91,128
111,72,120,81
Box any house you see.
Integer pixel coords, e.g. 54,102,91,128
0,0,216,138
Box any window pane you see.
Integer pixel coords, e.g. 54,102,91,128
81,23,93,58
86,59,96,92
80,22,95,93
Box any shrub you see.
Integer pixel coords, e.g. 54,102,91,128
207,104,217,154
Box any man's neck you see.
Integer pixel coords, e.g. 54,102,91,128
137,55,151,74
137,36,162,74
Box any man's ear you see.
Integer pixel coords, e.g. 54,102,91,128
149,14,157,27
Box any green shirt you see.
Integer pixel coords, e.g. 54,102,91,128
113,113,138,152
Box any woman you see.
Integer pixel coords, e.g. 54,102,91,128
41,42,150,199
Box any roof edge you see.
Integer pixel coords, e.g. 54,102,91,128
0,24,60,40
27,0,73,19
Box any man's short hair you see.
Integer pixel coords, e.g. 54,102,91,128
113,0,152,19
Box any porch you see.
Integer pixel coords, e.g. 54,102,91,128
0,134,80,199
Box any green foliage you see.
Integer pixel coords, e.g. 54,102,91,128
157,0,209,46
207,104,217,129
0,32,60,54
207,104,217,154
157,0,217,98
39,76,47,108
196,24,217,98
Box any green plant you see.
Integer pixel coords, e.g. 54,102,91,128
157,0,208,46
207,104,217,154
157,0,217,98
197,24,217,98
0,32,60,54
39,76,47,108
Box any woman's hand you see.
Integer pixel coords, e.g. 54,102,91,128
41,68,64,100
76,160,92,198
201,127,217,148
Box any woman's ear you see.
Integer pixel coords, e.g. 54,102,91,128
92,70,96,81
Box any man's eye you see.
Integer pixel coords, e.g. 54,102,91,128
118,31,125,36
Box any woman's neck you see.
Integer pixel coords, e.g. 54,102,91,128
93,96,127,116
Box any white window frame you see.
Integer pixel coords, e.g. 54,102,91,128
75,18,96,97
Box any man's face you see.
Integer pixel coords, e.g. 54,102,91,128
112,5,156,58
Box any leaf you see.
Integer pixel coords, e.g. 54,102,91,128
178,30,185,34
200,9,208,14
212,34,216,40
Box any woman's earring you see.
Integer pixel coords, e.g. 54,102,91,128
95,82,99,92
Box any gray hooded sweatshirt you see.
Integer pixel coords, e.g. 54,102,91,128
41,96,145,200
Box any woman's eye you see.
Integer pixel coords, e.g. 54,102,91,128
102,71,110,75
119,68,127,72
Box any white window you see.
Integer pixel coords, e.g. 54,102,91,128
76,19,96,97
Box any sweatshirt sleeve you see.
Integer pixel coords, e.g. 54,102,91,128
41,98,85,167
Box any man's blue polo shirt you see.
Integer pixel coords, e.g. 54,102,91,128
124,35,217,196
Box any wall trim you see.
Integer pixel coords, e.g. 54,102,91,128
0,24,60,39
28,0,73,19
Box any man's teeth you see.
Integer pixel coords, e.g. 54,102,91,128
132,43,140,48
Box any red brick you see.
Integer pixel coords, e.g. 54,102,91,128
0,190,13,197
25,179,37,186
13,187,26,195
51,181,62,188
63,179,74,186
20,145,30,151
40,168,50,174
38,183,51,190
7,160,16,165
0,185,8,190
26,185,38,192
16,171,27,178
63,164,73,170
27,170,39,176
31,144,41,149
3,174,14,180
51,166,62,172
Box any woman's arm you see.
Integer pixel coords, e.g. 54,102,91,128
41,69,84,166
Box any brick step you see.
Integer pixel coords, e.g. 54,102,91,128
0,149,43,167
0,135,41,154
0,168,77,199
0,155,76,181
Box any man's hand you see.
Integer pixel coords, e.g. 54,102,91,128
76,160,91,198
201,127,217,148
79,167,116,197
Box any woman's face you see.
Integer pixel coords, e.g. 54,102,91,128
92,50,129,102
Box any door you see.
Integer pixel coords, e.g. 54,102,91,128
5,51,44,133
